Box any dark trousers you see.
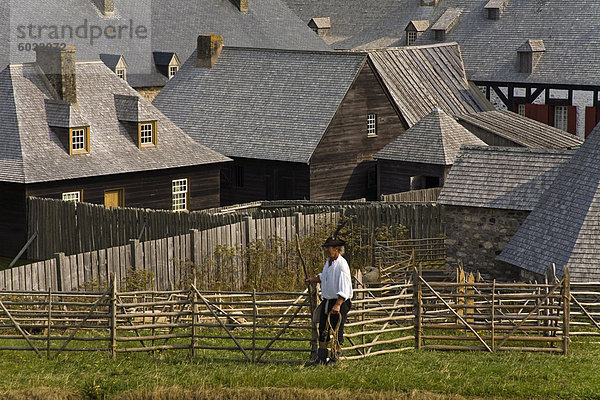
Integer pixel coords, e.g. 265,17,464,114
317,298,351,343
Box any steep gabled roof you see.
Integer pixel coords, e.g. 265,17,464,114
366,43,493,127
498,126,600,281
0,61,229,184
456,110,584,149
374,109,486,165
1,0,330,88
283,0,600,87
153,47,367,164
437,145,575,211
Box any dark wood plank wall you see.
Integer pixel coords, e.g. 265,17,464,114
456,121,521,147
0,183,27,258
220,158,310,206
377,160,447,197
310,62,405,201
25,165,222,211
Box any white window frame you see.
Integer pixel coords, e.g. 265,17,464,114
62,191,81,202
116,68,126,80
71,128,87,153
138,121,157,147
172,179,188,211
367,114,377,136
518,104,526,116
168,65,179,79
555,106,568,131
407,31,417,46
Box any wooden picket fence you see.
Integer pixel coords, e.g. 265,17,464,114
381,188,442,203
25,198,445,260
2,212,339,292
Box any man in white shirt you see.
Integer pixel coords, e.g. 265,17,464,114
305,236,353,365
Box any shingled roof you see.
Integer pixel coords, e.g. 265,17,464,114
283,0,600,86
374,109,486,165
0,61,229,184
498,126,600,281
456,110,584,149
153,47,367,164
367,43,493,127
0,0,330,88
437,146,575,211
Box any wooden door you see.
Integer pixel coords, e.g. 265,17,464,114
104,189,124,208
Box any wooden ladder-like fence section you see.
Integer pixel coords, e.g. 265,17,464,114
375,238,447,283
413,267,571,354
0,269,589,360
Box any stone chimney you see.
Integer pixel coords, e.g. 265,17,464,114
196,35,224,68
92,0,115,15
233,0,248,12
35,46,77,104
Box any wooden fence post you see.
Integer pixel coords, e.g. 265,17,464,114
413,268,422,350
110,275,117,359
47,286,52,360
491,280,495,352
129,239,142,271
252,289,257,362
562,266,570,355
54,253,65,292
191,288,197,358
189,229,199,266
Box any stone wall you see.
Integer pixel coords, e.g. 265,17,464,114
136,87,162,102
444,205,529,282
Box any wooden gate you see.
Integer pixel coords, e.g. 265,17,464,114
413,268,570,354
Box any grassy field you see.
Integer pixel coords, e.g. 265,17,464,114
1,337,599,400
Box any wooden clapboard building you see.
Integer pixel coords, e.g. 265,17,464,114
374,108,487,197
0,47,229,258
283,0,600,138
154,37,491,205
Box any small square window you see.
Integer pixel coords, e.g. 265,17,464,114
138,121,157,147
169,65,179,79
367,114,377,136
62,191,81,202
407,31,417,46
172,179,188,211
116,68,126,80
69,126,90,154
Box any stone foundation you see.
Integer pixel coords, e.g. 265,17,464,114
444,205,529,282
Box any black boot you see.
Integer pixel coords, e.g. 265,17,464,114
327,351,341,366
307,348,329,366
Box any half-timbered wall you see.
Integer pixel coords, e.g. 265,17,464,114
310,62,405,201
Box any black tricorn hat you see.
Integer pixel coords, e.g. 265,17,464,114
322,236,346,247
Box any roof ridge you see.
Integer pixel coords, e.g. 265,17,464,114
223,46,366,57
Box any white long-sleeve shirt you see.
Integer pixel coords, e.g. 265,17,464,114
318,255,353,300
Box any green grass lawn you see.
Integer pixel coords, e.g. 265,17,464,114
1,337,600,400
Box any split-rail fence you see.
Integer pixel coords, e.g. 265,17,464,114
1,266,598,361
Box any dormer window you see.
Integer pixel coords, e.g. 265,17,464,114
407,31,417,46
405,20,429,46
116,68,126,80
69,126,90,154
153,51,181,80
138,121,157,147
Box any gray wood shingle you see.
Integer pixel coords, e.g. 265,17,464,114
0,61,229,184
